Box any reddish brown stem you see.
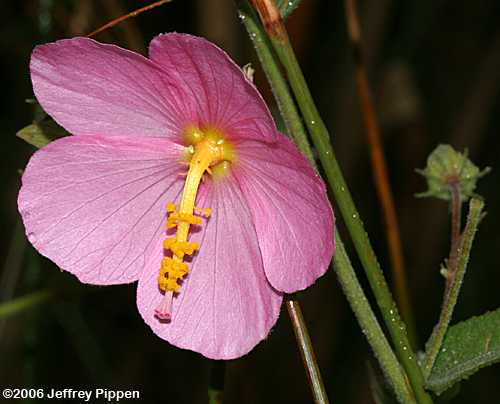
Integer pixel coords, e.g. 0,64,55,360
286,295,330,404
87,0,171,38
446,182,462,292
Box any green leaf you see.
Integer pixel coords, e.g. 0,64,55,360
17,119,69,149
427,308,500,395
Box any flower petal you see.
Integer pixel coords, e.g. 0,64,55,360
31,37,189,139
149,33,277,143
136,177,283,359
234,135,335,293
18,135,184,284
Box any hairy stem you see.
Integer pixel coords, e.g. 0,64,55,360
334,239,416,403
240,3,417,401
238,3,314,162
239,5,329,402
249,1,432,402
423,198,484,379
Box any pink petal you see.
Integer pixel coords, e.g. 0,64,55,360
31,37,189,139
136,177,283,359
149,33,277,143
234,135,335,293
18,135,184,284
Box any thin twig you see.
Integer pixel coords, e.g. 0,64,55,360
102,0,146,53
344,0,416,347
87,0,171,38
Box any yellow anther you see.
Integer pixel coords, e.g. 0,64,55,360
166,211,202,227
158,274,168,291
173,241,198,258
182,241,198,255
165,278,180,292
161,257,188,279
166,202,176,213
161,257,172,270
163,239,198,258
163,237,177,250
170,267,187,279
158,266,169,290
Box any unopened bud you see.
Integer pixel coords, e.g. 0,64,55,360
416,144,489,201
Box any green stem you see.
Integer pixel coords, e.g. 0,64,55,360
248,2,432,403
240,4,415,401
238,3,314,163
240,6,329,402
278,0,302,20
334,238,416,403
0,289,53,319
422,198,484,379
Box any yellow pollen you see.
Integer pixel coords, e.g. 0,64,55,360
159,127,234,293
166,212,203,227
166,202,176,213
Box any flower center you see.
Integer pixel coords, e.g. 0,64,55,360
155,127,234,321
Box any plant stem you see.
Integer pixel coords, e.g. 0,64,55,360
241,2,415,401
344,0,417,348
278,0,302,20
422,198,484,379
239,5,330,403
286,296,330,404
241,3,410,401
249,2,432,403
238,3,314,163
446,183,462,293
0,289,53,319
334,239,416,403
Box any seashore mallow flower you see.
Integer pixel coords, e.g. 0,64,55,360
18,33,335,359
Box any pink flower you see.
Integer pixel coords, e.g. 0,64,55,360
18,34,335,359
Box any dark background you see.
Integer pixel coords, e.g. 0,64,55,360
1,1,499,403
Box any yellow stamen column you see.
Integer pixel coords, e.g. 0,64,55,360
155,128,233,320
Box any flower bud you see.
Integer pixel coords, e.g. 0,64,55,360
416,144,489,201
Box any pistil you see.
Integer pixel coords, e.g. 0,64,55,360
155,129,232,321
